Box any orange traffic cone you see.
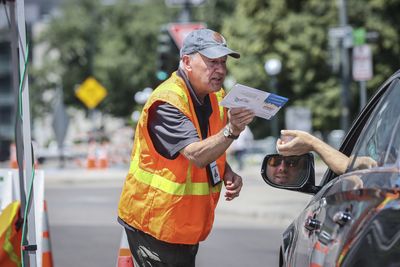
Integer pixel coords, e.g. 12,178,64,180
42,200,53,267
116,231,134,267
9,143,18,169
310,241,328,267
117,248,134,267
86,141,97,169
98,142,109,169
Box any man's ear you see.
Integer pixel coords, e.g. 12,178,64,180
181,55,192,71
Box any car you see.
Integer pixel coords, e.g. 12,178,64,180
260,70,400,267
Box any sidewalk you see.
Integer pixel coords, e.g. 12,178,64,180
43,167,127,184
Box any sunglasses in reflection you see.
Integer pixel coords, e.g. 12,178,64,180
267,156,301,168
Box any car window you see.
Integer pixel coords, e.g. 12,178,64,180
347,79,400,171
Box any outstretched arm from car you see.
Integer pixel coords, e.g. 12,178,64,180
276,130,350,175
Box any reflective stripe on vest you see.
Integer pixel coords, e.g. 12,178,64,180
214,89,225,121
129,154,222,195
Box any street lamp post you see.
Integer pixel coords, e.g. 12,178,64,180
132,87,153,124
337,0,351,132
264,58,282,138
134,87,153,105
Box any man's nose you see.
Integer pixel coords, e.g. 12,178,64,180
214,61,226,72
277,161,287,172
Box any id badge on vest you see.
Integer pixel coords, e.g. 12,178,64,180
208,161,222,186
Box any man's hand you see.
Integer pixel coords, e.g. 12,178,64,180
276,130,314,156
228,107,255,136
277,129,350,175
223,167,243,201
353,156,378,170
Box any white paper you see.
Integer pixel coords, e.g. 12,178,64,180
220,84,288,120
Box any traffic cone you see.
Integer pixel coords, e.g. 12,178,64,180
42,200,53,267
116,231,134,267
310,241,328,267
9,143,18,169
98,142,109,169
117,248,134,267
86,141,97,169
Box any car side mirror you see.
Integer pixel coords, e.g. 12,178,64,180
261,153,321,194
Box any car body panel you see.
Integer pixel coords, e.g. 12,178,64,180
285,169,400,266
269,70,400,266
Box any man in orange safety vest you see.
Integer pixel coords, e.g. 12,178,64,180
118,28,255,267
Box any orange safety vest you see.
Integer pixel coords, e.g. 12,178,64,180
118,71,228,244
0,201,22,267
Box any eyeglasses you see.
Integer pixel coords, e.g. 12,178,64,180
267,156,301,168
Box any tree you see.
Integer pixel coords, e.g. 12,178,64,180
32,0,400,136
31,0,238,119
32,0,177,118
222,0,400,137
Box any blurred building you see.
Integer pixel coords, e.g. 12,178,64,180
0,0,137,163
0,0,65,161
0,5,16,161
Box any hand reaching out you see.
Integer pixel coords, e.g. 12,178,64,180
276,130,314,156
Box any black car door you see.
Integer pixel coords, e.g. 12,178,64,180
289,71,400,266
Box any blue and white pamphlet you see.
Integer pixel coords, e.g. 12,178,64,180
220,83,288,120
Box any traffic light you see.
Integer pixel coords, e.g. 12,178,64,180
156,25,179,81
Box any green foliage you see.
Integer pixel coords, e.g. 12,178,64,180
31,0,239,118
32,0,175,117
31,0,400,135
194,0,237,30
95,0,173,116
223,0,400,137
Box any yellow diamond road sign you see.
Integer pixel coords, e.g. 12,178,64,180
75,77,107,109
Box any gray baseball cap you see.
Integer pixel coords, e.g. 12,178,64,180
180,29,240,59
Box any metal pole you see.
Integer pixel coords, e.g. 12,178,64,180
56,86,66,168
9,0,29,251
16,0,37,265
178,0,191,22
338,0,350,132
359,80,367,111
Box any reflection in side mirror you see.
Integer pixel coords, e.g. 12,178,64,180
261,153,313,188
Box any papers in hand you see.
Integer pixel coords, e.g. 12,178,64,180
220,84,288,120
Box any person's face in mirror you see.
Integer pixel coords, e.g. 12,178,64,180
266,155,304,185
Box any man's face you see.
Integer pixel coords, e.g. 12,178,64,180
266,156,302,185
185,53,227,99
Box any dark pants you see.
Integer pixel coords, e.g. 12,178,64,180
124,227,199,267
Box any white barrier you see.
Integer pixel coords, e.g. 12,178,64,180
0,170,13,211
0,168,46,267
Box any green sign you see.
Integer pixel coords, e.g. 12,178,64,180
353,28,366,46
